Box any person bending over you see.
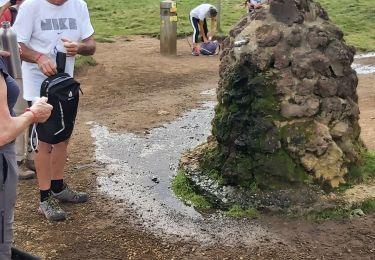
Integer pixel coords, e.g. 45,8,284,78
189,3,217,56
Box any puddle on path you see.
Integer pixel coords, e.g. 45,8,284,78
353,52,375,74
89,95,272,245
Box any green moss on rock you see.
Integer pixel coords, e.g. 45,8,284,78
253,149,310,190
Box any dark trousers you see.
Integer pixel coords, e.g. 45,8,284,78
189,16,208,44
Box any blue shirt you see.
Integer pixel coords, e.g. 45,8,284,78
0,58,19,117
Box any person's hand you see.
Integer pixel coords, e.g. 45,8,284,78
37,54,57,76
203,36,208,43
0,50,10,57
61,37,80,57
29,97,52,123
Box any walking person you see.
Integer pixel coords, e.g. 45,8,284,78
0,49,52,259
189,3,217,56
12,0,96,221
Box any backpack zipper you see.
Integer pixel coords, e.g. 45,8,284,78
45,76,71,96
54,101,65,135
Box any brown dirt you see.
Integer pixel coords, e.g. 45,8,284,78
14,36,375,259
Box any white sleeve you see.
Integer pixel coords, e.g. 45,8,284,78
12,3,34,44
80,2,94,40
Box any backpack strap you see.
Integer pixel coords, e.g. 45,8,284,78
56,52,66,73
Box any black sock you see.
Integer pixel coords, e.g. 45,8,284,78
40,189,51,202
51,179,64,193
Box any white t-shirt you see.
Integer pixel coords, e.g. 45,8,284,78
190,4,215,21
13,0,94,101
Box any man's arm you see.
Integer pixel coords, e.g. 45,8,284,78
0,2,11,17
0,72,52,145
61,35,96,57
198,20,208,43
19,43,57,76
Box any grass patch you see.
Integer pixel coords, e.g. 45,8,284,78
319,0,375,51
227,204,260,219
306,205,352,221
305,198,375,221
343,151,375,190
95,36,115,43
74,56,97,71
171,170,211,209
86,0,375,51
361,199,375,214
86,0,243,38
207,169,226,185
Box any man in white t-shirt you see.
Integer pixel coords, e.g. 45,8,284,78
13,0,96,221
189,3,217,56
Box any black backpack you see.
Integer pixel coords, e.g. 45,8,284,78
200,41,220,55
36,52,81,144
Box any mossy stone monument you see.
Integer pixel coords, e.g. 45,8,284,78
179,0,366,210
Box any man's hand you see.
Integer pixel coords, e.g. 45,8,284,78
36,54,57,76
61,38,80,57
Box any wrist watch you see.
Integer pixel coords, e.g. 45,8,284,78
10,0,17,5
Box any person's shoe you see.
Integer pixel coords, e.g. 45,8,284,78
192,47,200,56
52,184,89,203
25,158,36,171
38,196,66,221
17,164,36,180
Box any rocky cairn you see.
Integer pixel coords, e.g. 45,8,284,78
179,0,365,209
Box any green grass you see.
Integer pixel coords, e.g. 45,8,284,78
319,0,375,51
86,0,375,51
361,199,375,214
227,204,260,219
86,0,243,38
305,198,375,221
171,170,212,209
74,55,97,71
343,151,375,190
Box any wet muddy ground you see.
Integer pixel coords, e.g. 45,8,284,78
13,37,375,259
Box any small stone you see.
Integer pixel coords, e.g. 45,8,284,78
351,209,365,218
151,177,160,184
157,110,170,116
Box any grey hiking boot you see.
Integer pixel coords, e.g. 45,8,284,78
39,197,66,221
52,184,88,203
17,165,36,180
